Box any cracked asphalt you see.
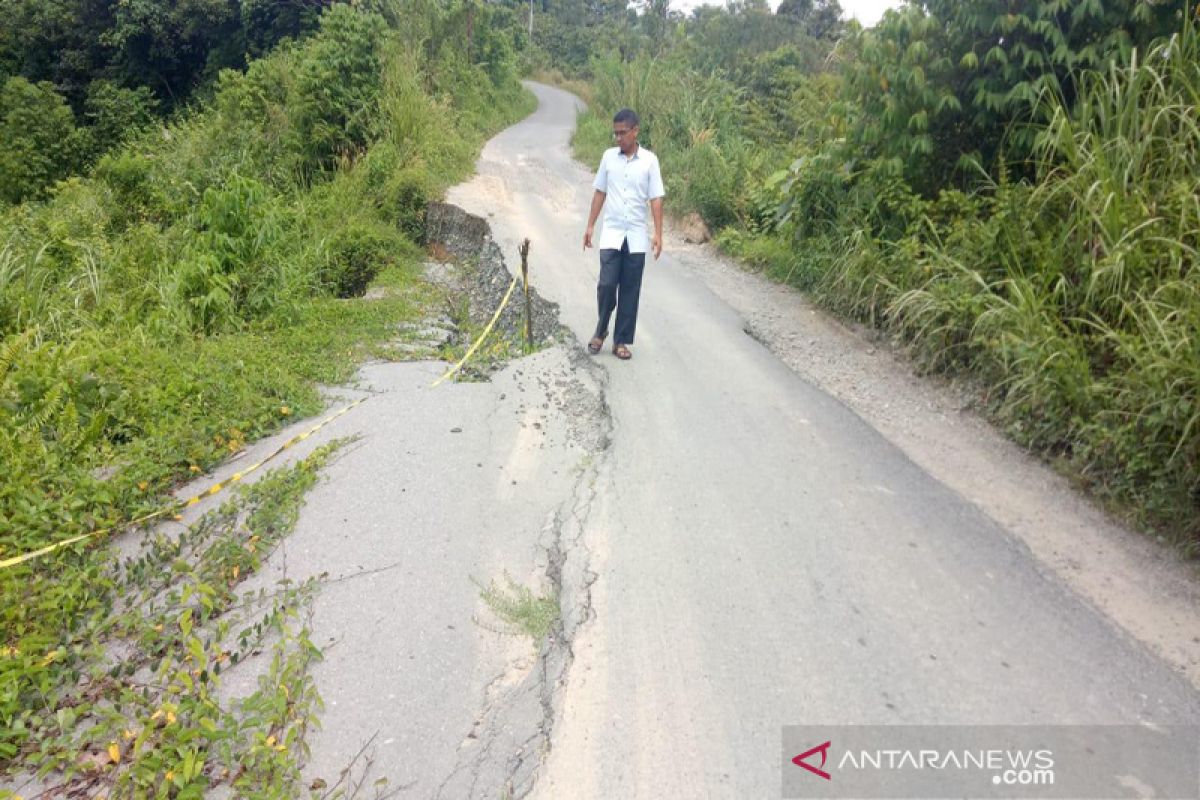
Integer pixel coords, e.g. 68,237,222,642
207,347,608,797
205,82,1199,798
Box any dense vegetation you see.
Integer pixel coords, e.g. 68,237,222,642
0,0,530,791
0,0,341,204
1,0,1196,789
544,0,1198,551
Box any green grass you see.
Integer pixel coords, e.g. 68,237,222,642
475,573,559,642
0,445,339,796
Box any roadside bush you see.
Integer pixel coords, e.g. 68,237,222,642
358,141,435,241
675,140,736,229
383,167,435,241
324,219,409,298
173,176,295,331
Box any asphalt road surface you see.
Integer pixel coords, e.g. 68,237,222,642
445,82,1200,798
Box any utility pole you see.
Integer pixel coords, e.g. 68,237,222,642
529,0,533,42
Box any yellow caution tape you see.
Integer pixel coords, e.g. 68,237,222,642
431,272,521,388
0,531,100,572
0,397,368,571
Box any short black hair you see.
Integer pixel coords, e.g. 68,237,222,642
613,108,639,128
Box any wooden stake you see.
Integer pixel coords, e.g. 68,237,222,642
519,239,532,352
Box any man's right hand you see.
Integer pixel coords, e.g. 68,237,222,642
583,226,594,250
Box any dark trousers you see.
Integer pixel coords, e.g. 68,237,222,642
594,239,646,346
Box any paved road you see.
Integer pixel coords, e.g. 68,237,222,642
8,83,1196,800
445,82,1200,798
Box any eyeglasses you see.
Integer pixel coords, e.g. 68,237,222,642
612,128,634,139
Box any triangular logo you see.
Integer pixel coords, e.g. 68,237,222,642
792,740,832,781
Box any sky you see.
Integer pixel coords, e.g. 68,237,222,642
674,0,905,27
836,0,904,26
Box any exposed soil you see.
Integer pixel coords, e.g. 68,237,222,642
426,202,564,352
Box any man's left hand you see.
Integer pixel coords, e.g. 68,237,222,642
652,233,663,260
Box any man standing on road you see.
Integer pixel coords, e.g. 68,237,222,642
583,108,665,361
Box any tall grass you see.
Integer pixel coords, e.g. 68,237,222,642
772,19,1200,547
1024,22,1200,537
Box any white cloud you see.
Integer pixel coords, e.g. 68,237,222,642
673,0,905,27
839,0,903,26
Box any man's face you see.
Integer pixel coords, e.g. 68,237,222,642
613,123,638,153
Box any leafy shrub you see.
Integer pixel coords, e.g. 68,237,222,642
383,167,434,241
183,176,294,327
675,140,736,229
290,6,389,172
83,81,158,156
0,77,87,204
357,141,434,241
93,151,174,226
324,219,408,298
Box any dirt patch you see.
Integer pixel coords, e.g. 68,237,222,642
423,202,566,379
668,227,1200,690
381,202,568,372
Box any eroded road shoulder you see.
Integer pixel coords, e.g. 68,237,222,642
207,201,614,796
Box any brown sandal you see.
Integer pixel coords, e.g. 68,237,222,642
587,332,607,355
613,343,632,360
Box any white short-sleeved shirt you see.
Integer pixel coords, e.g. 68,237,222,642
592,145,665,253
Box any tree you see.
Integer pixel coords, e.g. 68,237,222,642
842,5,965,194
0,77,86,203
0,0,118,109
102,0,242,103
923,0,1184,144
840,0,1187,195
290,5,388,170
640,0,672,52
777,0,844,41
83,80,158,156
684,0,823,76
240,0,333,58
